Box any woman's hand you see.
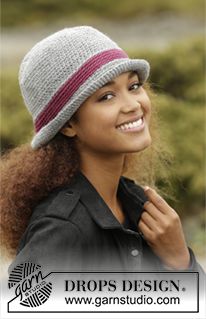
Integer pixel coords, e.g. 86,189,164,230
138,187,190,269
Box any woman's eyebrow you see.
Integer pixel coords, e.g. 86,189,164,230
101,80,115,88
128,71,138,79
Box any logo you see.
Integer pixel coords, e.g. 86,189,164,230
8,262,52,307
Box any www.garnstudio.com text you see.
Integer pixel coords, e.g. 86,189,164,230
65,295,180,307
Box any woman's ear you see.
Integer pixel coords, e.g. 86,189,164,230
60,121,77,137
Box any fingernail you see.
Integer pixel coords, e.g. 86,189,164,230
143,186,150,191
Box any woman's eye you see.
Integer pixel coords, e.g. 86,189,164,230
129,82,142,91
98,93,114,102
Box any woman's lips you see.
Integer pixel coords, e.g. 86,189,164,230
116,117,145,132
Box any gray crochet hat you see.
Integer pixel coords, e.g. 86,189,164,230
19,26,150,149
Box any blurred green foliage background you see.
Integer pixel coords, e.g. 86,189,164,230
2,0,205,27
1,0,205,260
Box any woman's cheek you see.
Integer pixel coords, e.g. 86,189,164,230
144,100,152,119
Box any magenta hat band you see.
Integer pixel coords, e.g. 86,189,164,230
34,48,128,133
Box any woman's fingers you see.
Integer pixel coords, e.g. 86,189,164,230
141,211,158,231
143,186,174,215
139,187,190,269
139,211,170,242
138,218,153,242
143,201,166,223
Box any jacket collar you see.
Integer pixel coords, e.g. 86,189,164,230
68,171,148,230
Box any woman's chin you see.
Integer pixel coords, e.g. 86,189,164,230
128,136,152,153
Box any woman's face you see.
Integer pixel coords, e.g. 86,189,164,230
65,71,152,156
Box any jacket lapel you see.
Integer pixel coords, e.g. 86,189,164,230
68,171,147,230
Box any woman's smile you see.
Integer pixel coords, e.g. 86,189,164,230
116,115,145,133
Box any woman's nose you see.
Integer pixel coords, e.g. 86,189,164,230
120,93,141,113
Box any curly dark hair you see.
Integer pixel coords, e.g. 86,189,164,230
0,133,80,256
0,86,171,258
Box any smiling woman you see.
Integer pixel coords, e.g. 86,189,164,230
61,71,151,157
0,26,204,274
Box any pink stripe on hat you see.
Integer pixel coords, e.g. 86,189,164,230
34,48,128,132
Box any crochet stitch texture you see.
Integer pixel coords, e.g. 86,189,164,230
19,26,150,149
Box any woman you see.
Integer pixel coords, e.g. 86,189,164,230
1,26,203,273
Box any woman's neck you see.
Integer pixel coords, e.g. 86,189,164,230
79,151,125,213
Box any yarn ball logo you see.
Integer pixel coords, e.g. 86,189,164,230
8,262,52,307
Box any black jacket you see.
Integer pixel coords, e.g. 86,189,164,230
10,172,203,273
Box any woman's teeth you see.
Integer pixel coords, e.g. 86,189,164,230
117,118,143,131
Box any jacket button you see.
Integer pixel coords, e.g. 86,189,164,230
131,249,139,257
